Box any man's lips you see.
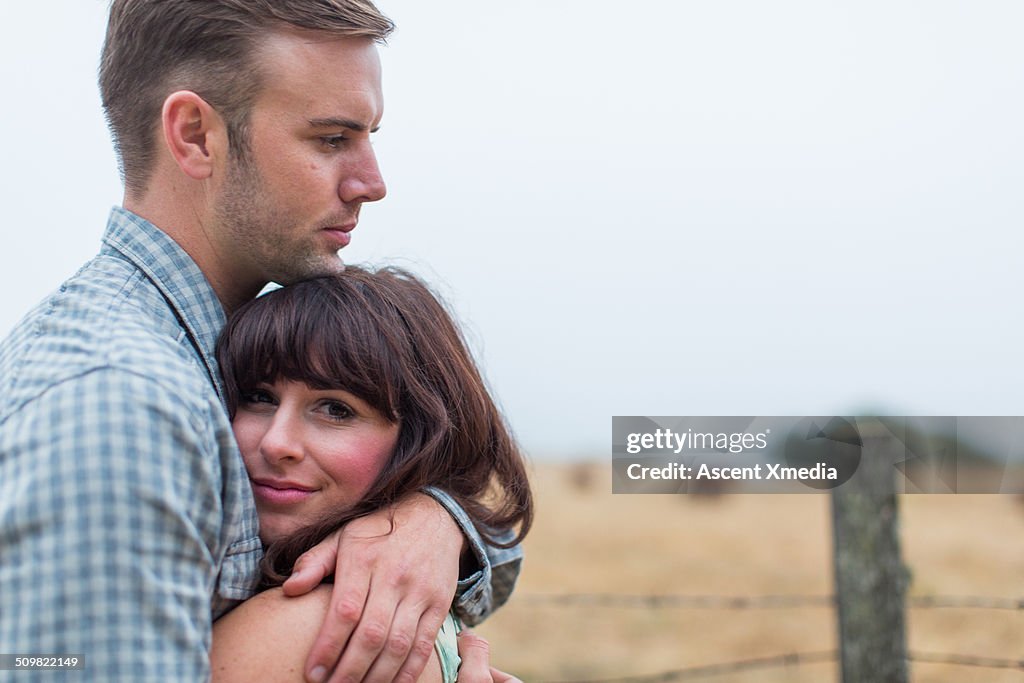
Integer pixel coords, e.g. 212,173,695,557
250,478,318,505
322,223,356,249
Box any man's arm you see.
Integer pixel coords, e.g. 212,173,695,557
282,492,523,683
422,486,523,625
0,369,225,680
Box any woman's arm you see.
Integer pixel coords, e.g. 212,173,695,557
211,586,443,683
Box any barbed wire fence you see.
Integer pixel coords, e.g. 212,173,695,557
522,592,1024,682
525,434,1021,682
522,593,1024,611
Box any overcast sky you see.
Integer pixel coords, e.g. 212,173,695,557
3,1,1024,458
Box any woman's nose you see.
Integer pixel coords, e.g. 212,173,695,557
258,412,304,464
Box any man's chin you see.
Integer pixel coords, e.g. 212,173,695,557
273,257,346,285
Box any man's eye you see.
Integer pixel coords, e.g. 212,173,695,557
321,401,354,420
320,135,347,149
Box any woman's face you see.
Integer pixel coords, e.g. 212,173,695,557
232,377,399,544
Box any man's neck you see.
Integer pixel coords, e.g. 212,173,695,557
122,195,263,314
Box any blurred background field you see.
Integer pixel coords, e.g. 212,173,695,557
475,462,1024,682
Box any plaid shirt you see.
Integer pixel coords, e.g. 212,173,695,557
0,207,521,681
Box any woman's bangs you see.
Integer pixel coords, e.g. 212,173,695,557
229,281,401,419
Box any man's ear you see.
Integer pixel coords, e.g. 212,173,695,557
161,90,228,180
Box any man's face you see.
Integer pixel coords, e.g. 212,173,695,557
215,31,386,288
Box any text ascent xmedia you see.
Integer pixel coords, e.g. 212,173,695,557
625,428,770,455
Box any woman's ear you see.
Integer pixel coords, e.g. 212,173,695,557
161,90,228,180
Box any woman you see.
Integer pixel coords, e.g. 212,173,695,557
209,267,532,682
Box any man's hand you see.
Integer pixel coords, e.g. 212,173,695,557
456,631,523,683
282,493,464,683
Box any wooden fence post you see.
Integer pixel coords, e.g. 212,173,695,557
831,418,910,683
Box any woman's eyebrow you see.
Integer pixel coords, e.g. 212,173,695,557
307,117,381,134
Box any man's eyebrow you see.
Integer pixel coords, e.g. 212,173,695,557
308,117,380,133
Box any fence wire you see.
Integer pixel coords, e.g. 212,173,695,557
548,651,837,683
908,651,1024,671
524,593,1023,681
522,592,1024,610
522,593,833,609
546,650,1024,683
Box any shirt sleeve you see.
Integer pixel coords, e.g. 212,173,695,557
421,486,523,626
0,367,225,681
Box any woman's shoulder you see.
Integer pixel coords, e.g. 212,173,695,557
211,585,444,683
211,586,332,683
219,584,333,628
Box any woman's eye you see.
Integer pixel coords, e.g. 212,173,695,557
240,389,275,405
322,401,354,420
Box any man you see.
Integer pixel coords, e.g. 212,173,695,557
0,1,521,681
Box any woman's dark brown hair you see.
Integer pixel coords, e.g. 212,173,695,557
216,266,532,584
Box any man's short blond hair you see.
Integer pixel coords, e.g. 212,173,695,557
100,0,394,196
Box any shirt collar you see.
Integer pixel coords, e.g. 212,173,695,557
101,206,228,403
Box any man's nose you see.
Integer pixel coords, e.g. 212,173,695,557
339,141,387,204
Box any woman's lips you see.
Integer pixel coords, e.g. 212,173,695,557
250,480,317,505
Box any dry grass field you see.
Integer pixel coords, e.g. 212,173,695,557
474,462,1024,682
